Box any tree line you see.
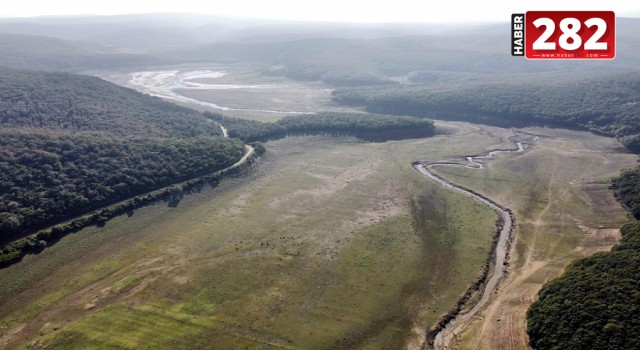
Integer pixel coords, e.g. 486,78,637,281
0,68,244,245
0,145,264,269
527,160,640,349
331,72,640,153
0,68,437,265
527,222,640,350
0,67,223,138
0,130,244,245
612,167,640,220
204,111,435,143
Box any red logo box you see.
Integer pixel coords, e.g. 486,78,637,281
525,11,615,59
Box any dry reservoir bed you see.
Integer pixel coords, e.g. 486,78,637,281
0,123,635,349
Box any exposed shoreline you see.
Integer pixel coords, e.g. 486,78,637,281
126,69,311,114
412,133,538,349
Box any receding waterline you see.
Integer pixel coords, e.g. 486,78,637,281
128,69,311,114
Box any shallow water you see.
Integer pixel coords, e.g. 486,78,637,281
127,69,305,113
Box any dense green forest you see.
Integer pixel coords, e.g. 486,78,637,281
0,131,244,244
0,68,222,137
277,112,435,141
205,111,435,142
527,222,640,350
612,167,640,220
0,68,436,246
527,163,640,349
332,73,640,153
204,112,287,142
0,68,245,244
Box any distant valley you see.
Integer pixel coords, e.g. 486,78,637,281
0,13,639,350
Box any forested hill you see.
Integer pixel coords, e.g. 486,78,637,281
0,68,222,138
332,73,640,153
167,18,640,87
0,68,245,245
0,34,160,71
527,222,640,350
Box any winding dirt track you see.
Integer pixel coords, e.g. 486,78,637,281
412,135,537,349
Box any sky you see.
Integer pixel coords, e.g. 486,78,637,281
1,0,639,23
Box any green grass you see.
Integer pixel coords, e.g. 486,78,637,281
435,127,638,349
35,303,215,349
3,123,627,349
435,128,635,268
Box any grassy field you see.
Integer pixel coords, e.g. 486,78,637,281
0,123,506,349
0,123,634,350
430,127,638,350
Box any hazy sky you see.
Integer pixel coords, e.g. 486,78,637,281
1,0,639,22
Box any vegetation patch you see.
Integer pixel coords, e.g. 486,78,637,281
205,111,435,143
0,68,222,138
527,222,640,350
332,73,640,153
612,166,640,219
0,133,496,349
0,131,244,245
527,150,640,350
423,128,637,349
0,67,246,245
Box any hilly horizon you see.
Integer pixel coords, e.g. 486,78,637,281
0,10,639,350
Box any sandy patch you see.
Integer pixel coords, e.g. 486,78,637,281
0,323,26,348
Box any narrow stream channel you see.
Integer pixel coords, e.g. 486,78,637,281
127,69,312,114
110,69,538,347
412,134,537,349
